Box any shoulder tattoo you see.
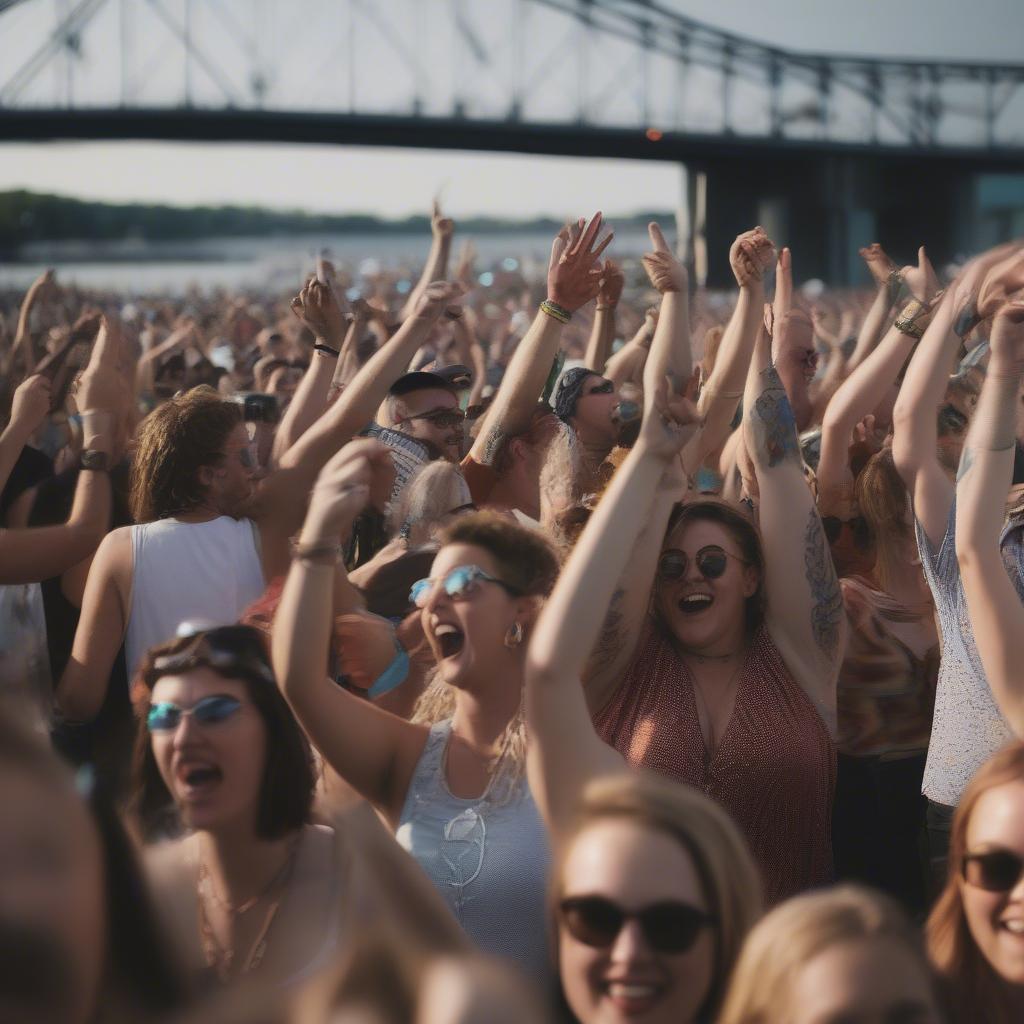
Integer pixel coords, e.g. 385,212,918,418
804,509,843,660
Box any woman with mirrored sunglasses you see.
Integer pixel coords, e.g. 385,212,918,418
128,623,345,991
928,742,1024,1023
529,240,843,908
272,440,560,983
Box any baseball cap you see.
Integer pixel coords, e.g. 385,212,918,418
389,364,472,397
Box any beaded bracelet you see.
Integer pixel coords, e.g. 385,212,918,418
313,343,340,357
540,299,572,324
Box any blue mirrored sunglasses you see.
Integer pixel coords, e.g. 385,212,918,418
146,695,243,732
409,564,520,609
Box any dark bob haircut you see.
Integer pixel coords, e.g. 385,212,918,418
129,624,314,842
658,499,767,635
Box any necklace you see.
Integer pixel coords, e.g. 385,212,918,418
688,651,748,760
197,833,302,980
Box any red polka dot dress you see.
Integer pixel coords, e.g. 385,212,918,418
595,623,836,905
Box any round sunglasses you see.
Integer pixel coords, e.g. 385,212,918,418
146,694,243,733
558,895,715,954
657,545,746,583
409,564,521,609
963,848,1024,893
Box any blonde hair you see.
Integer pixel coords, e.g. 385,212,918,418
555,774,763,1021
411,512,559,804
387,461,472,546
927,741,1024,1023
719,885,932,1024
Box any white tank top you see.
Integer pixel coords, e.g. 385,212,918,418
125,516,265,676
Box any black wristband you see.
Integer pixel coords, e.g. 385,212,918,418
314,343,340,358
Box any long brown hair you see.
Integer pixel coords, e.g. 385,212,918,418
856,448,912,594
129,385,242,522
553,774,763,1022
927,741,1024,1023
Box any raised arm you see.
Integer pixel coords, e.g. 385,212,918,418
581,260,623,373
11,269,55,374
271,439,428,826
744,316,844,730
892,244,1024,547
271,278,347,464
526,249,697,831
604,308,655,389
398,201,454,323
575,223,691,713
683,227,776,475
817,295,938,505
0,319,119,586
955,300,1024,736
0,374,51,499
253,281,462,571
846,244,900,370
467,214,611,468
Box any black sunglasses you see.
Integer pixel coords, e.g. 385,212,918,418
584,379,615,397
822,515,870,547
152,624,274,684
559,896,715,954
963,849,1024,893
657,545,744,583
398,408,466,430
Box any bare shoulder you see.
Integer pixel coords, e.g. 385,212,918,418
143,834,196,889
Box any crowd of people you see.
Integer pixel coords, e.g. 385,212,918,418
2,197,1024,1023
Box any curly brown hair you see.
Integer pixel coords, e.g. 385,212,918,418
129,385,242,522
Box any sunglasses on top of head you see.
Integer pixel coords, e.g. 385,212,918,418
409,564,521,609
558,895,716,955
657,545,746,583
963,848,1024,893
151,624,275,684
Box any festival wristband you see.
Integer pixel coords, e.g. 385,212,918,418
540,299,572,324
314,343,340,357
893,298,935,340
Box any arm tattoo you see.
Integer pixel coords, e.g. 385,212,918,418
751,365,799,467
804,510,843,660
480,426,507,468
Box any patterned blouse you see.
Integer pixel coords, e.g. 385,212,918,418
836,576,939,759
594,623,835,906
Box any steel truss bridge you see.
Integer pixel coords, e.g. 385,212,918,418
2,0,1024,283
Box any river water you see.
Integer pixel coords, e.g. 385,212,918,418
0,225,660,294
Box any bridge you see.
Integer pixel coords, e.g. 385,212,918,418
2,0,1024,283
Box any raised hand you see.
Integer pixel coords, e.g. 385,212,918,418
900,246,941,303
76,316,123,418
412,280,467,322
291,277,347,346
729,226,777,287
305,439,395,540
636,371,700,462
977,248,1024,320
989,299,1024,374
547,212,613,312
431,200,454,241
641,222,686,294
454,239,477,289
859,242,897,288
316,256,351,319
598,259,625,307
8,374,52,436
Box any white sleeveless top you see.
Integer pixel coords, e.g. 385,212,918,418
125,516,265,675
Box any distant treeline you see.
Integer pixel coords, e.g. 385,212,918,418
0,190,671,248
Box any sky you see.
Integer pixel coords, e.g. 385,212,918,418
1,0,1022,218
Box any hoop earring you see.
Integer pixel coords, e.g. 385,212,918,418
504,621,524,649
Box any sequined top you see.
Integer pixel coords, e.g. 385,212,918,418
836,576,939,759
915,497,1023,806
396,720,551,982
594,624,835,905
